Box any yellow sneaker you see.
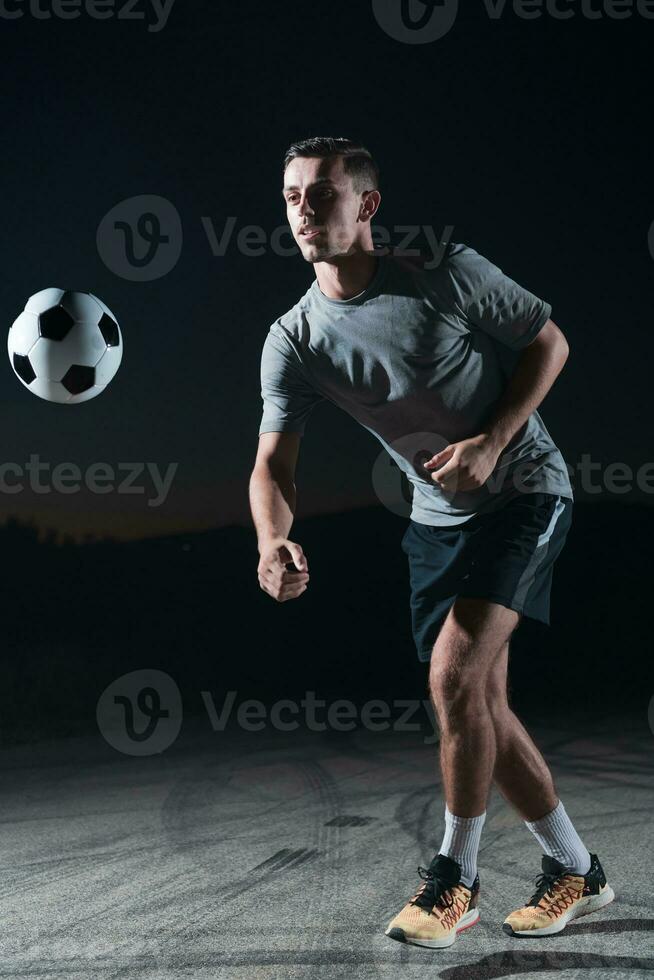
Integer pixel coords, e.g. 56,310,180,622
385,854,480,949
503,853,615,937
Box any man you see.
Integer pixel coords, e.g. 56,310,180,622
249,137,614,948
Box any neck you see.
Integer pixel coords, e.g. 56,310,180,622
314,248,379,300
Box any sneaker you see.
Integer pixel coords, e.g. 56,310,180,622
385,853,480,949
503,852,615,937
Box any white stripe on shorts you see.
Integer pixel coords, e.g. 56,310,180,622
512,495,566,609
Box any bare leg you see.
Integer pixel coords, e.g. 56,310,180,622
487,639,559,821
429,597,520,817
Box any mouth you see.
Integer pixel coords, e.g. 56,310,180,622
299,227,323,242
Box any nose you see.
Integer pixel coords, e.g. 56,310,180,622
297,193,315,219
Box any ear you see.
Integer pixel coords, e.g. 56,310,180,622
360,189,381,222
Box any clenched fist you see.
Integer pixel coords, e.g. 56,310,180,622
257,538,310,602
423,434,502,493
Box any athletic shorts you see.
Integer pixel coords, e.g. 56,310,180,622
401,492,573,662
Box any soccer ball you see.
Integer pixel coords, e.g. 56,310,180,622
8,288,123,403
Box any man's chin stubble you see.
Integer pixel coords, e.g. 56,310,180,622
301,242,361,264
301,246,332,264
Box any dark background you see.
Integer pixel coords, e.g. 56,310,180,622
0,1,651,740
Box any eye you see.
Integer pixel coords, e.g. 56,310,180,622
287,194,300,205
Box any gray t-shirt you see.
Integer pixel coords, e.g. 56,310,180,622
258,243,573,526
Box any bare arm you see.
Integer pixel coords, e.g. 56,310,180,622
425,319,570,491
477,318,569,453
249,432,310,601
249,432,300,552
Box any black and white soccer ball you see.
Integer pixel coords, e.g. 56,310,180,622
8,288,123,403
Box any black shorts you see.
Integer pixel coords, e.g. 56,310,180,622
401,492,573,662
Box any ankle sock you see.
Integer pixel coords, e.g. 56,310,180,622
439,805,486,888
525,800,591,874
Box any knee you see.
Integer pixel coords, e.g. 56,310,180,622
429,646,483,721
485,669,510,710
429,657,467,701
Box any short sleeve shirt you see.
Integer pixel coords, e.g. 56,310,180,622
258,243,573,526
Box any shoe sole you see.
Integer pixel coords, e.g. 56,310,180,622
503,885,616,938
386,908,480,948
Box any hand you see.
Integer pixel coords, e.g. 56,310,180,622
422,434,502,493
257,537,310,603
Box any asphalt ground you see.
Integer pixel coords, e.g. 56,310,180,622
0,711,651,979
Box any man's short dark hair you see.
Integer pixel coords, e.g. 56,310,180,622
283,137,380,193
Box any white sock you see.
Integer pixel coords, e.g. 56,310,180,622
439,805,486,888
525,800,591,874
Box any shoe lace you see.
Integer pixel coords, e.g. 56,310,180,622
410,865,456,912
528,869,568,907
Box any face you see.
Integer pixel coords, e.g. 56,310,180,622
283,155,374,263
